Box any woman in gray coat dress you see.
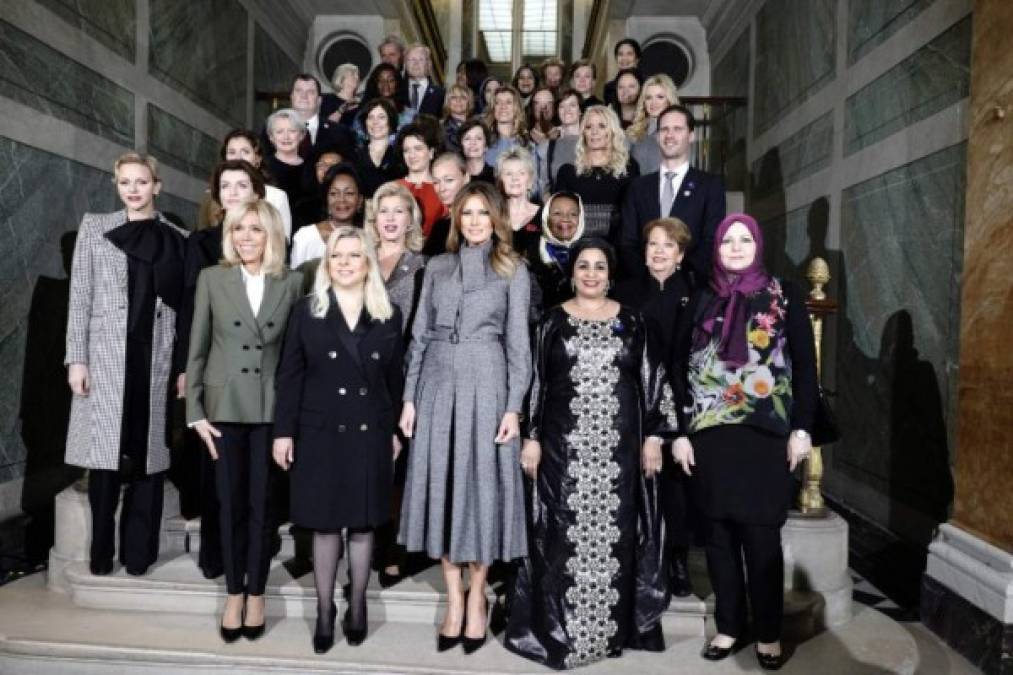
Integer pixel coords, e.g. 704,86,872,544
65,153,187,577
398,181,531,654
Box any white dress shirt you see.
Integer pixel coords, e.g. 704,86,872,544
658,159,690,216
306,113,320,144
240,265,265,317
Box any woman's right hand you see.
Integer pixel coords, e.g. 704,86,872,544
68,363,90,396
520,439,541,479
673,436,695,476
273,437,294,470
399,402,416,438
192,420,222,460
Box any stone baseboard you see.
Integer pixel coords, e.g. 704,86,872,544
922,523,1013,674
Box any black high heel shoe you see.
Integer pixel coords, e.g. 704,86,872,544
313,602,337,654
342,606,368,646
242,596,266,641
220,598,244,644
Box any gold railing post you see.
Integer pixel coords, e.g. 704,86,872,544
797,257,835,516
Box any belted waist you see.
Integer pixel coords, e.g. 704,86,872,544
428,327,502,344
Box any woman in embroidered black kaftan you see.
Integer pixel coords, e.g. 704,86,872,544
505,238,676,670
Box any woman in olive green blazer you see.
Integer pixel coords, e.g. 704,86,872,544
186,200,303,642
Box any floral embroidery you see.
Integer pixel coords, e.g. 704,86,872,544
563,317,622,668
688,279,793,433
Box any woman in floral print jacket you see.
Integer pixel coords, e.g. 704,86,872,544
669,213,818,671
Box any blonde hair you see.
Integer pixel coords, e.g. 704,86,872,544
113,152,161,182
626,74,680,141
369,181,425,253
442,84,475,121
310,226,393,321
220,200,287,277
331,63,359,92
574,106,630,178
482,86,529,143
495,145,536,195
446,182,519,279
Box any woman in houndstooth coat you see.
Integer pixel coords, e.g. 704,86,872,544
65,153,187,576
397,182,531,652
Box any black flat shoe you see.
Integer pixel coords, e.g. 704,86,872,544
756,647,785,670
313,602,337,654
701,639,737,661
378,569,405,588
342,607,368,646
89,559,113,576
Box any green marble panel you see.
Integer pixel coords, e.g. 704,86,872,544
712,30,749,192
760,197,831,286
0,136,121,485
158,193,199,231
0,20,134,146
834,142,965,517
149,0,248,125
253,24,299,131
147,104,219,180
752,111,833,199
847,0,934,65
36,0,136,62
753,0,835,136
844,17,970,156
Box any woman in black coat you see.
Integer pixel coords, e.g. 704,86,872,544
612,217,694,598
273,226,404,653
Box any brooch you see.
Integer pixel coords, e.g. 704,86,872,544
611,319,625,335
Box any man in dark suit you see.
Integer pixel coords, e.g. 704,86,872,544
404,44,445,118
262,74,355,162
618,104,726,282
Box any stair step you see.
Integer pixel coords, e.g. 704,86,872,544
61,550,711,635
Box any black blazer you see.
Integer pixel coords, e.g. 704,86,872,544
408,81,445,117
274,295,404,530
173,226,223,375
619,166,726,283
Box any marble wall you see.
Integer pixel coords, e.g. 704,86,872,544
253,25,299,132
0,19,134,147
148,0,249,126
0,0,306,522
752,0,836,136
711,0,972,604
712,30,750,192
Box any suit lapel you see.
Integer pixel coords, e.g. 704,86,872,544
98,210,129,285
669,167,700,215
224,267,260,336
326,296,367,379
256,273,285,324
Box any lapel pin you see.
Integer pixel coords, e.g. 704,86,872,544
371,351,380,360
328,351,337,359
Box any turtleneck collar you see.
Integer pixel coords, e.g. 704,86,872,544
460,238,494,290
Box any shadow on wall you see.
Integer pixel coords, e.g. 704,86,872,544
19,231,83,565
749,148,954,607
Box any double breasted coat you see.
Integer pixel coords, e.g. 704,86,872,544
398,241,532,564
185,264,303,425
274,294,405,531
65,210,188,474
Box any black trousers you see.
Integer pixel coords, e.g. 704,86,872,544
704,518,783,643
661,443,692,552
214,423,272,595
198,438,223,577
88,469,164,574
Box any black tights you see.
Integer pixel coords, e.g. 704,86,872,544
313,528,374,635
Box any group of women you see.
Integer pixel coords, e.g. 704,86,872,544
63,36,818,673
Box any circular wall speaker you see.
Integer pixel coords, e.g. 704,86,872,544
316,33,373,88
640,35,693,87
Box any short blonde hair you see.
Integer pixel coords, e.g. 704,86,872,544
574,106,630,178
220,200,287,277
369,181,425,253
627,74,680,141
266,108,306,138
113,152,161,182
442,84,475,121
331,63,360,92
495,145,536,194
310,226,393,321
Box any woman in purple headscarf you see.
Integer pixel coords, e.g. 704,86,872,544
669,213,819,671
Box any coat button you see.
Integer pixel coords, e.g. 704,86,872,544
359,387,368,396
360,424,368,431
234,321,241,326
256,345,262,350
328,351,337,359
267,321,275,328
338,388,346,395
241,368,249,373
242,345,250,350
371,351,380,360
156,311,162,318
338,424,346,432
254,368,260,374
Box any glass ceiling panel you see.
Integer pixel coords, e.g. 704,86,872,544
523,0,557,31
